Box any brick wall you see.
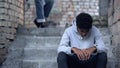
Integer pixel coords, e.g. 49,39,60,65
24,0,36,27
24,0,99,27
108,0,120,68
0,0,24,64
60,0,99,26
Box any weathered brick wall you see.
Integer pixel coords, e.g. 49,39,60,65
24,0,35,27
24,0,99,27
0,0,24,64
108,0,120,68
60,0,99,26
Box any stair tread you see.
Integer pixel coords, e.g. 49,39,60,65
23,59,57,62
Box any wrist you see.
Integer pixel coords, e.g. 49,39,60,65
87,47,97,53
93,46,97,53
71,47,78,53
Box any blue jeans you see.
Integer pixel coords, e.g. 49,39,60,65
34,0,54,22
57,52,107,68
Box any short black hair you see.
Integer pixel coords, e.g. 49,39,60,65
76,13,93,29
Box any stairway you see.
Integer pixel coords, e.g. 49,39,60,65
20,27,65,68
22,36,61,68
1,26,114,68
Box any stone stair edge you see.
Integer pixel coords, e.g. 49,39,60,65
17,26,65,32
24,36,61,38
24,47,58,49
23,59,57,62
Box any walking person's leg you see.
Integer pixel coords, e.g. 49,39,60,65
35,0,45,22
34,0,47,28
43,0,56,27
44,0,54,19
96,52,107,68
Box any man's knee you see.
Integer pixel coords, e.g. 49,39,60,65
57,52,67,63
98,52,107,61
49,0,54,3
46,0,54,4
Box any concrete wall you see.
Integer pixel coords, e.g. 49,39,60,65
99,0,109,17
0,0,24,64
108,0,120,68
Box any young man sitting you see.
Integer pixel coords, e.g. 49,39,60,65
57,13,108,68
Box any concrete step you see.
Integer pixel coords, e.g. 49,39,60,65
24,47,57,60
8,35,26,49
23,36,59,68
22,60,57,68
17,27,65,36
1,36,26,68
2,59,23,68
24,36,61,47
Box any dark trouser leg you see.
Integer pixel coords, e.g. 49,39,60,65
67,54,84,68
83,55,97,68
44,0,54,18
57,52,80,68
68,54,97,68
57,52,97,68
57,52,68,68
34,0,45,20
96,52,107,68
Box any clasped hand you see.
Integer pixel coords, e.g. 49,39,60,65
72,47,96,60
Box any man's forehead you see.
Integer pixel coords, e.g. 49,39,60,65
77,28,89,31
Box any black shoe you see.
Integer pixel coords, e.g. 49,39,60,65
34,19,49,28
39,23,46,28
34,19,41,28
